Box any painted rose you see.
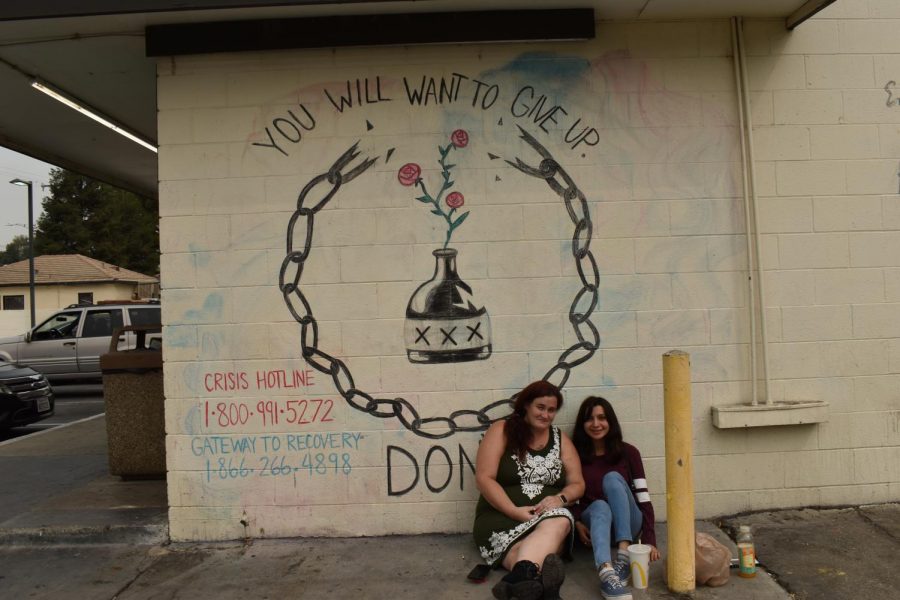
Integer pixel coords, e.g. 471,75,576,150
397,131,471,249
397,163,421,186
445,191,465,209
450,129,469,148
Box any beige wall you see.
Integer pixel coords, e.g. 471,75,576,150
158,6,900,542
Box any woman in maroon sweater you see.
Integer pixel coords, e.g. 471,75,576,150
571,396,659,600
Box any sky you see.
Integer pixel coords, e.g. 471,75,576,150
0,147,55,248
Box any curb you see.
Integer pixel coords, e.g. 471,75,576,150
0,413,105,449
0,522,169,546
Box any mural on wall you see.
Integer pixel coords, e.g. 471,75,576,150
398,129,493,364
170,56,626,520
169,44,765,532
273,78,604,440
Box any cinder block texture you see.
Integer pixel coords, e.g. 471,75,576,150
159,15,900,540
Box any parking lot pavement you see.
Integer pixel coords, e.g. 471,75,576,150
0,383,104,442
0,415,167,544
721,504,900,600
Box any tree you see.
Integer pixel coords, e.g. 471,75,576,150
34,169,159,275
0,234,29,266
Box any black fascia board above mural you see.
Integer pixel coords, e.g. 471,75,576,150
145,8,595,56
0,0,381,21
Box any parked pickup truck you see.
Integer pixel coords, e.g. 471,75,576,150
0,300,161,382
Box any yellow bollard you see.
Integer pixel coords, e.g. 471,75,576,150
663,349,695,594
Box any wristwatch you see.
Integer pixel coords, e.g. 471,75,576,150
558,494,568,506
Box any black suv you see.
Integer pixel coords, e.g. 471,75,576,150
0,359,54,430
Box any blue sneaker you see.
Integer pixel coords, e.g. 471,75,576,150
612,551,631,584
599,569,632,600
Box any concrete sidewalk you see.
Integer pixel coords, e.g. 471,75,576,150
0,416,893,599
0,415,167,545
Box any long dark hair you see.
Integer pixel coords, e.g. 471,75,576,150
572,396,623,463
505,380,563,462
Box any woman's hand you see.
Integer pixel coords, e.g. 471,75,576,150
510,506,537,522
533,494,565,516
575,522,592,546
649,545,661,562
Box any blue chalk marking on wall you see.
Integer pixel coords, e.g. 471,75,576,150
166,327,195,349
191,433,362,457
482,51,591,85
183,362,201,394
189,245,210,268
191,433,359,482
200,330,223,359
184,403,200,435
184,293,224,323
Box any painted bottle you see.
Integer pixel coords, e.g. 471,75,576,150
404,248,492,364
736,525,756,578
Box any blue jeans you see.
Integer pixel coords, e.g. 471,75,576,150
580,472,643,568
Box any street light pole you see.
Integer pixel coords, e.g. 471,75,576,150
9,178,36,328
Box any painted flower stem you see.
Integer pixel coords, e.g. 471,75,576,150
399,129,470,249
414,142,468,249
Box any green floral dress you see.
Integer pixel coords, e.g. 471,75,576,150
473,426,575,566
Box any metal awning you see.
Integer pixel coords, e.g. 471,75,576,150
0,1,837,197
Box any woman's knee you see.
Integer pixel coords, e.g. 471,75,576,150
583,499,611,523
538,516,571,536
601,471,628,494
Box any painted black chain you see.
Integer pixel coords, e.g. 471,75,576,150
281,131,600,439
506,125,601,389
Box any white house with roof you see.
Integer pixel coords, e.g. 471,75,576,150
0,254,158,335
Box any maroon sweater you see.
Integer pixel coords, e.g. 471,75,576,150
573,442,657,547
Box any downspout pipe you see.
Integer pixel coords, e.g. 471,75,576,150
730,17,759,406
731,17,772,405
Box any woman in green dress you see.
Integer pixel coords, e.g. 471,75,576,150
473,380,585,600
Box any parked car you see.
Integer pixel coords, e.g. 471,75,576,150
0,300,161,382
0,359,54,430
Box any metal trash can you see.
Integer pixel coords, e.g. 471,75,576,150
100,324,165,478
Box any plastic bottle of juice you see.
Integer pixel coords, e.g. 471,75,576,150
736,525,756,578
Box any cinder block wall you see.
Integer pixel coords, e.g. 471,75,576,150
737,2,900,512
158,8,900,542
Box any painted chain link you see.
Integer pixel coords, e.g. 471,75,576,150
506,125,602,389
280,131,600,439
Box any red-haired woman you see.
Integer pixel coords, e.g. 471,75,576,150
473,381,585,600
